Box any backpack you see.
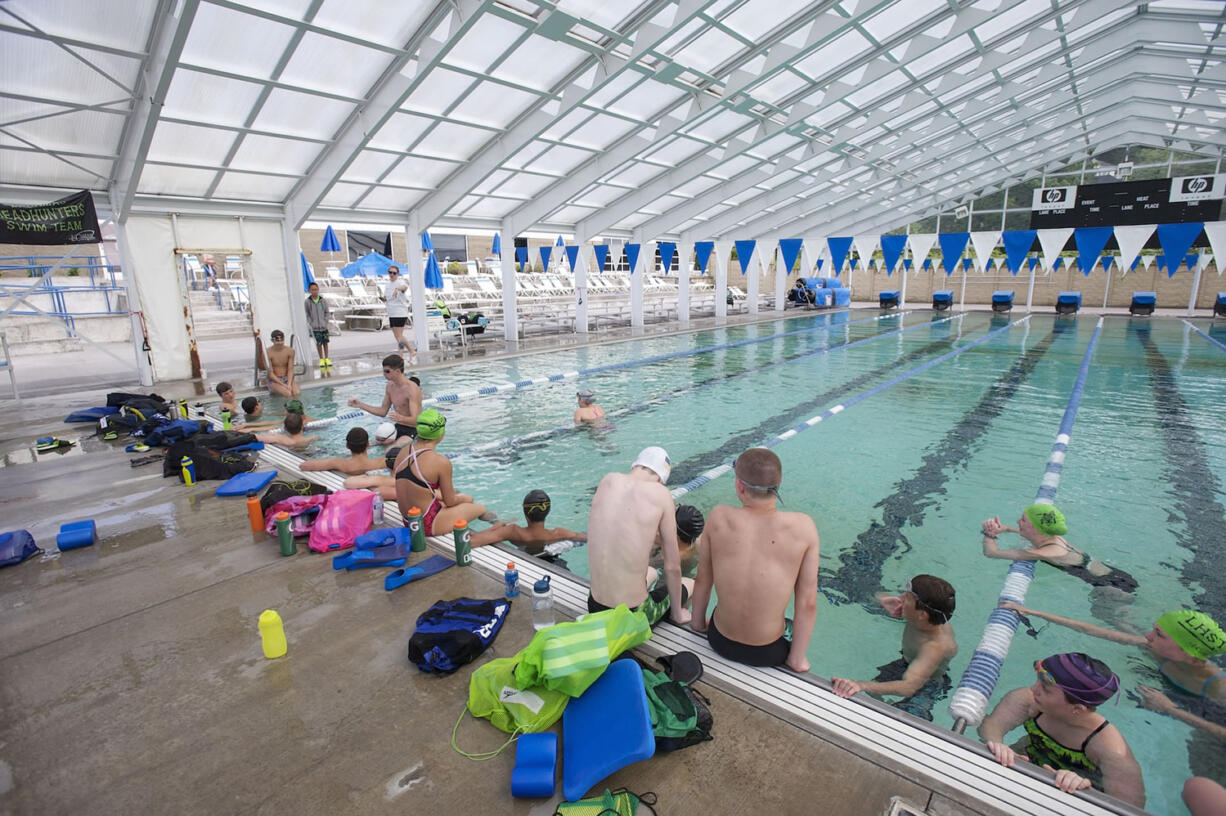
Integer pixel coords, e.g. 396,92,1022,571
162,438,256,481
261,479,331,513
264,494,329,536
408,597,510,675
0,530,40,568
145,419,207,446
307,489,373,552
639,652,713,752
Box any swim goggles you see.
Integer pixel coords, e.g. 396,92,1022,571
905,579,951,624
522,501,551,514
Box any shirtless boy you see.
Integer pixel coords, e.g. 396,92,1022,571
586,447,690,627
690,447,819,672
470,489,586,553
266,330,300,397
300,427,386,475
348,354,421,438
216,381,239,415
574,389,605,424
237,396,282,431
255,412,316,449
832,574,957,720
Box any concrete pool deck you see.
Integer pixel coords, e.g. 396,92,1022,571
0,309,1165,815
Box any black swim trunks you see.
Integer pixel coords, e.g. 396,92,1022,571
871,656,952,722
393,423,417,440
389,316,408,328
706,611,791,667
587,583,688,627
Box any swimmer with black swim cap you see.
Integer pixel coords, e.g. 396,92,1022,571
468,488,587,554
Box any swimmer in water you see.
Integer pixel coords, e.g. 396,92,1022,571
469,489,586,554
573,389,604,424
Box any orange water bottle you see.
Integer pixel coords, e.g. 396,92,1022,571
246,490,263,533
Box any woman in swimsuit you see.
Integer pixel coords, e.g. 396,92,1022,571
391,408,488,537
1001,604,1226,741
979,652,1146,807
981,504,1137,593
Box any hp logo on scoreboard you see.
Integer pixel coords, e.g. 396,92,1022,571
1032,186,1076,210
1044,188,1067,203
1183,176,1212,195
1171,174,1226,202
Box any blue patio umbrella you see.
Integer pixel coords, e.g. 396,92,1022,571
424,252,444,290
421,230,434,252
492,232,502,257
299,252,314,291
320,225,341,253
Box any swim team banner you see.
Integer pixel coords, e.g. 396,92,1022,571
0,190,101,245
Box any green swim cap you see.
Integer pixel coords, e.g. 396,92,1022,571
1157,610,1226,659
285,400,304,415
415,408,446,440
1024,503,1068,536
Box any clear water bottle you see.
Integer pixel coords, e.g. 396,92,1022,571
371,490,384,525
531,575,554,630
504,562,519,598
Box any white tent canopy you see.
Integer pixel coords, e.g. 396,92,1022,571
2,0,1223,241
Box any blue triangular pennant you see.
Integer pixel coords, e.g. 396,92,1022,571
1053,257,1064,270
734,240,756,275
778,238,803,275
962,258,974,272
880,235,907,277
694,241,714,274
937,232,970,276
904,259,913,271
625,243,641,274
923,258,932,270
564,245,579,272
515,246,528,271
657,241,676,275
1155,222,1204,275
1027,257,1039,271
827,237,853,276
1001,230,1037,275
539,246,552,269
1073,226,1114,276
985,258,995,271
593,244,610,272
1131,256,1142,271
816,259,825,270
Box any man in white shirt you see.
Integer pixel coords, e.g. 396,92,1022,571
383,265,416,361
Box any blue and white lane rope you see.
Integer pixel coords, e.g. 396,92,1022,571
1182,319,1226,354
948,316,1104,730
668,315,1030,500
303,311,912,430
446,313,966,461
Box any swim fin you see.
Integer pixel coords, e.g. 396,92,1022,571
384,554,454,591
332,543,409,570
656,651,704,685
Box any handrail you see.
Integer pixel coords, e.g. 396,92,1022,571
0,331,17,401
949,316,1105,732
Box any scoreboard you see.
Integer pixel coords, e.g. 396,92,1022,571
1030,176,1224,229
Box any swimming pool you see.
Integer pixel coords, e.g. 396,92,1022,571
284,310,1225,813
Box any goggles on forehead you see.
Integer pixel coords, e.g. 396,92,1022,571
905,579,950,624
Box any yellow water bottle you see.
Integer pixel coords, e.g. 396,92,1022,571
258,609,287,659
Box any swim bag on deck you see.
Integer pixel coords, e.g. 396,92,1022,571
409,597,511,675
513,605,651,697
264,494,329,536
307,489,373,552
0,530,40,568
260,479,331,513
467,656,568,734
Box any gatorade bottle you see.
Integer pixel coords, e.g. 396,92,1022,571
221,408,232,430
258,609,287,659
275,512,295,556
246,490,263,533
504,562,519,597
531,576,555,630
452,519,471,567
406,507,426,552
180,455,196,485
372,491,384,525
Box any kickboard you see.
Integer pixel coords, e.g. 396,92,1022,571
215,470,279,497
65,407,119,422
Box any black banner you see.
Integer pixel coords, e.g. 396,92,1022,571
0,190,101,245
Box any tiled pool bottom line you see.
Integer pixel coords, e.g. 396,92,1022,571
252,440,1140,816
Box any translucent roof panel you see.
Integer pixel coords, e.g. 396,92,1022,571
0,0,1221,240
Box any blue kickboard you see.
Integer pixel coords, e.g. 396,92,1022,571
57,520,97,550
223,441,265,452
65,407,119,423
562,658,655,802
214,470,278,497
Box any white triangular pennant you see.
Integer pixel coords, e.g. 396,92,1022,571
1037,228,1074,271
1202,222,1226,275
906,233,937,274
1139,253,1155,270
1113,224,1156,274
853,234,879,270
969,231,1000,272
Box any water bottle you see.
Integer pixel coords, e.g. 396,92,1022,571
275,511,295,556
371,491,384,525
531,576,554,630
180,455,196,485
193,402,205,419
246,490,263,533
258,609,287,659
504,562,519,598
221,408,232,430
406,506,426,552
452,519,471,567
177,398,188,419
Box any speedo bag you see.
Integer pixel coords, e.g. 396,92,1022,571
307,489,373,552
0,530,40,568
466,656,568,734
409,597,510,675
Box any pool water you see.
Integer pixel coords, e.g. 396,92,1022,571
286,310,1226,814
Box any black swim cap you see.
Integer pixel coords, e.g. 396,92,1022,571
675,504,705,543
523,489,551,521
